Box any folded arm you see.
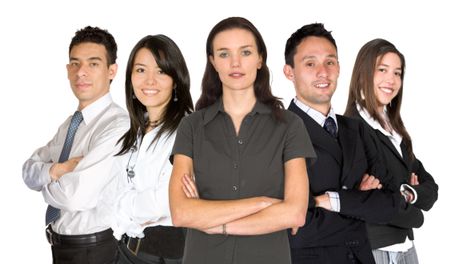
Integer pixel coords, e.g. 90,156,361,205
180,157,309,236
169,154,277,230
42,119,128,211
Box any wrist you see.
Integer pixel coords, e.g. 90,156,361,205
49,163,59,181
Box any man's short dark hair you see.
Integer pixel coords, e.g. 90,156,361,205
69,26,117,66
284,23,337,67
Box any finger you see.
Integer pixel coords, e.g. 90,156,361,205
184,175,198,196
183,174,199,198
410,172,417,181
414,175,419,185
359,174,371,190
182,177,195,196
291,227,299,235
182,184,194,198
182,181,198,198
372,178,380,187
362,174,369,181
410,174,418,185
377,184,383,189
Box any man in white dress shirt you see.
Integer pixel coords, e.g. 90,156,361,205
22,26,129,264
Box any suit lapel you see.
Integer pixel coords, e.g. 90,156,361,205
400,142,413,171
288,101,343,165
349,107,410,170
374,129,409,169
336,116,357,184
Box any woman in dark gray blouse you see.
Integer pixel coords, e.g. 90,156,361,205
169,17,316,264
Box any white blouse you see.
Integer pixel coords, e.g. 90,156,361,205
111,126,176,239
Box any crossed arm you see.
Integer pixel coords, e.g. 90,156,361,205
169,154,309,236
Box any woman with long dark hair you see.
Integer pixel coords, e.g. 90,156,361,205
344,38,438,264
113,34,193,264
169,17,315,264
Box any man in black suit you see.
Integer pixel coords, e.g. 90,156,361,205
283,23,402,264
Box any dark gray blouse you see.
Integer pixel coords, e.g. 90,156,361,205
172,99,315,264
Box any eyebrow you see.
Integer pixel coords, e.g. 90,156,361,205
133,63,147,67
69,56,103,62
301,54,338,61
216,44,254,51
378,63,402,70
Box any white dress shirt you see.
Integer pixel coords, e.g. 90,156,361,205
294,97,338,131
356,103,414,252
22,93,129,235
111,126,176,239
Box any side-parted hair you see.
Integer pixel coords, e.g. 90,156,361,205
344,38,412,158
69,26,117,66
196,16,284,120
284,23,337,67
117,34,193,155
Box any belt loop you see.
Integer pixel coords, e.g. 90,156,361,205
46,226,54,246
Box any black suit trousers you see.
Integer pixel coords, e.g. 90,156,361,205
291,239,374,264
51,238,117,264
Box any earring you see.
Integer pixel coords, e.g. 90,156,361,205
132,94,137,99
173,86,178,102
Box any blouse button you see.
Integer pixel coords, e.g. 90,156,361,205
232,185,238,191
238,139,243,145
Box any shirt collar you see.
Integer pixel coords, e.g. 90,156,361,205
294,97,338,129
79,93,113,125
356,102,402,141
203,97,271,125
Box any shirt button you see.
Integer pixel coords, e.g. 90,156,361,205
238,139,243,145
233,163,238,169
232,186,238,191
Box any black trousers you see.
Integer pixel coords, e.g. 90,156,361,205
51,236,117,264
116,241,182,264
291,241,375,264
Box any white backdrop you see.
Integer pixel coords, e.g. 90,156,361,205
1,0,447,262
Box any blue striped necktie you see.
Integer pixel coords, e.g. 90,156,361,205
323,116,337,138
45,111,83,225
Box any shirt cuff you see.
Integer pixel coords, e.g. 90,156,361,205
42,163,53,185
325,191,340,212
400,184,418,204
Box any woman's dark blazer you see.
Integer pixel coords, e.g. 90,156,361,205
346,106,438,249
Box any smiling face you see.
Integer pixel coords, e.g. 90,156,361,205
209,28,262,94
284,36,339,115
373,52,402,112
131,48,174,117
67,42,117,110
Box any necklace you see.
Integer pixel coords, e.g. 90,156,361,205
149,119,160,128
126,146,137,182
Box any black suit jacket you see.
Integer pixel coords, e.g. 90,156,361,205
346,106,438,249
288,101,401,263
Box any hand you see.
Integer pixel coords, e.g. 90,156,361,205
314,193,331,210
401,188,415,203
182,174,199,199
359,174,382,191
410,173,419,186
49,156,83,181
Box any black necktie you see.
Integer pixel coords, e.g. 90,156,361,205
323,116,337,138
45,111,83,225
